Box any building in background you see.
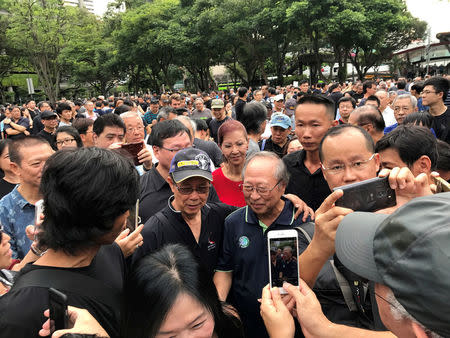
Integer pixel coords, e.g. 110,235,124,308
64,0,94,14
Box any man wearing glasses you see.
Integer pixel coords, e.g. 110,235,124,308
133,147,234,275
214,151,310,338
422,76,450,144
139,120,220,223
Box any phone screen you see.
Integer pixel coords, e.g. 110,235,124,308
48,288,68,333
269,236,299,288
126,199,140,231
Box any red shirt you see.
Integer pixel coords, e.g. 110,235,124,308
212,167,246,207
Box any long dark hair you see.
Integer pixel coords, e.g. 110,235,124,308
122,244,244,338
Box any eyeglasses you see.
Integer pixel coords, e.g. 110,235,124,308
56,138,76,146
421,90,436,95
127,126,144,133
321,154,376,174
239,180,282,196
174,183,210,195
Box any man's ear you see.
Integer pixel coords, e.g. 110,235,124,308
412,155,431,175
92,133,98,146
10,162,20,178
167,175,176,194
411,322,429,338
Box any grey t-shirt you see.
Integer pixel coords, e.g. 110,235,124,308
191,108,212,119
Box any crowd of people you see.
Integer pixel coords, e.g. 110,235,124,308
0,74,448,338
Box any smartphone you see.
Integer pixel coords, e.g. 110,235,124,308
126,199,140,232
121,142,144,166
434,176,450,193
267,229,300,294
34,199,44,242
333,176,396,212
48,288,68,333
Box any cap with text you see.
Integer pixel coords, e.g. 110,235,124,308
169,147,213,183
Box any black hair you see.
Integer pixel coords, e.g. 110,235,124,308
38,101,52,110
39,147,139,255
95,101,103,108
150,120,190,147
56,102,72,115
338,96,356,109
0,139,11,159
319,124,374,162
397,80,406,90
297,94,335,120
73,100,83,107
55,126,83,148
176,108,189,115
93,113,126,136
352,106,385,132
423,76,450,101
9,136,51,165
328,83,340,92
72,118,94,135
240,101,267,135
122,244,244,338
365,95,380,107
375,124,437,170
299,80,308,85
114,105,132,115
403,112,433,129
193,119,208,132
410,82,424,94
436,140,450,172
268,87,276,95
362,80,375,94
238,87,248,98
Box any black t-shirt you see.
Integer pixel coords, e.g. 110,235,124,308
0,179,16,199
283,150,331,211
134,199,236,275
209,116,231,143
139,166,221,223
193,138,223,168
0,244,126,338
235,99,246,122
37,129,57,150
259,136,290,158
432,106,450,144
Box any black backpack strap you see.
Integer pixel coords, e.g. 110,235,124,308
12,268,121,311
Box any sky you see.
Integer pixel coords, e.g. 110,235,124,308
93,0,450,40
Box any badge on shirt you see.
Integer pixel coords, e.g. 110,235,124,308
238,236,250,248
207,234,216,251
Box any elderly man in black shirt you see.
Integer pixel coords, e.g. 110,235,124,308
134,148,235,275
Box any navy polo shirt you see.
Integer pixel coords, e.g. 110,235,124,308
216,198,309,338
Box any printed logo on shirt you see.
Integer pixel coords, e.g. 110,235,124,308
238,236,250,248
207,234,216,251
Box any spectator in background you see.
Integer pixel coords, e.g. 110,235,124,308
375,90,397,128
191,98,212,120
240,101,267,156
235,87,248,122
55,126,83,150
212,120,248,207
358,80,377,107
93,113,125,149
38,111,59,150
410,82,428,111
84,101,98,121
435,140,450,181
31,101,52,135
259,114,292,158
56,102,73,127
286,136,303,154
72,118,94,147
384,94,418,134
209,99,231,143
336,96,356,124
0,140,19,199
348,105,385,145
143,98,159,125
3,106,30,140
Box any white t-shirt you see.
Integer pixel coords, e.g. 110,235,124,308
382,106,397,127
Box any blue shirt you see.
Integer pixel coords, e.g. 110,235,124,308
216,198,309,338
384,123,398,134
0,186,35,259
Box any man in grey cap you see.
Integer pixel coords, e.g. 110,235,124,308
259,113,292,158
208,98,231,143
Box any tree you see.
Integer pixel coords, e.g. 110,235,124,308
60,11,117,95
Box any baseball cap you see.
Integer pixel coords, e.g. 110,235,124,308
274,94,284,102
270,113,291,129
284,98,297,116
335,192,450,337
41,110,58,119
169,147,213,183
211,99,224,109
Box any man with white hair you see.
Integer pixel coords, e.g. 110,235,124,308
384,94,417,134
191,98,212,119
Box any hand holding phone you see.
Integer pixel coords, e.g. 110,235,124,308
268,229,300,294
121,142,144,166
333,176,396,212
